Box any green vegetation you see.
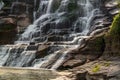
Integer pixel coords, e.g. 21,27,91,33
109,13,120,36
118,2,120,8
91,36,104,51
109,0,120,36
68,2,77,12
94,36,104,46
67,0,78,12
117,0,120,8
92,62,111,73
92,64,101,72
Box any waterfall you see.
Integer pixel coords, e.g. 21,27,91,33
33,0,37,21
50,51,69,70
0,46,9,66
0,0,103,69
0,0,4,10
46,0,54,13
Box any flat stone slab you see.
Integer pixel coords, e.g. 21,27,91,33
0,67,59,80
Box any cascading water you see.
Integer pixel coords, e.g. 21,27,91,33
0,0,4,10
0,0,103,69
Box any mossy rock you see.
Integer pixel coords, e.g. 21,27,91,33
105,12,120,56
67,0,78,12
87,35,105,52
109,13,120,36
104,35,120,56
79,35,105,61
117,0,120,8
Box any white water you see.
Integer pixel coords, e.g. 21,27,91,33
33,52,59,68
0,1,4,10
18,0,101,69
51,51,69,70
0,0,103,69
0,46,9,66
34,0,101,69
46,0,54,13
33,0,37,21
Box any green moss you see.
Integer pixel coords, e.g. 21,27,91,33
117,0,120,8
95,36,104,45
118,2,120,8
67,0,78,12
110,13,120,36
92,36,104,51
92,62,111,73
68,3,77,12
92,64,101,72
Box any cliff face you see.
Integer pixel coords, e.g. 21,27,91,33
0,0,40,44
59,0,120,68
57,23,120,80
103,13,120,57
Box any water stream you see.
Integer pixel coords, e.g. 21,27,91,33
0,0,103,69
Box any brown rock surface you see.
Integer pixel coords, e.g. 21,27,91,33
0,67,59,80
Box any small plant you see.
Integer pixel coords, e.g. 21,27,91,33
92,64,101,72
103,62,111,67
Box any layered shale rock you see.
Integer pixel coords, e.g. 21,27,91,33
0,0,40,44
0,0,40,33
0,0,120,80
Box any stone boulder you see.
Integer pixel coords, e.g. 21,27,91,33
66,60,120,80
0,18,17,44
60,34,105,69
0,0,39,33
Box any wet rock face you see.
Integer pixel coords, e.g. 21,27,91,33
103,35,120,57
18,0,119,43
11,2,27,14
68,60,120,80
0,30,17,44
0,0,119,80
58,0,120,70
0,0,40,44
59,35,105,70
0,0,40,33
